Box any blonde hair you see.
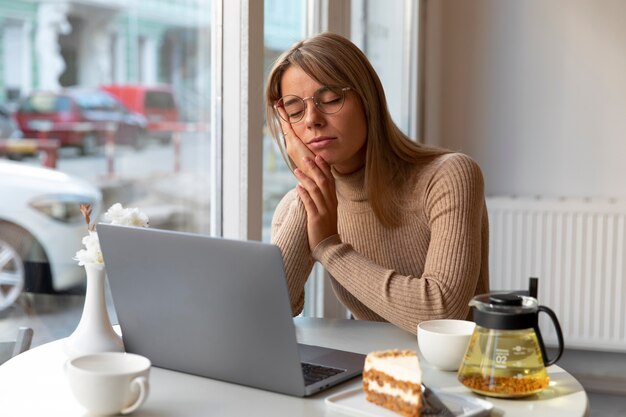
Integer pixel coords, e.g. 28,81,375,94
266,32,448,227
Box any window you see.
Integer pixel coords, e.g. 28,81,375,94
0,0,215,345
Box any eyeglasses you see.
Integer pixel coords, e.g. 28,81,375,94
274,86,351,124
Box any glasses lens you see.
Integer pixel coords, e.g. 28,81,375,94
276,95,305,123
315,87,345,115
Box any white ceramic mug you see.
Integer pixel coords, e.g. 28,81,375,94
65,352,151,415
417,319,475,371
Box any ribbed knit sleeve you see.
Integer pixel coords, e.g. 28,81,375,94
271,189,315,315
312,153,488,334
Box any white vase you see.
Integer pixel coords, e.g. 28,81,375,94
64,263,124,358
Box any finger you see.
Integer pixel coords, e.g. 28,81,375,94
301,157,336,205
315,155,333,179
294,168,329,216
294,168,319,194
279,123,311,155
277,121,290,147
280,129,304,171
279,120,292,138
314,155,337,205
276,114,297,144
295,184,319,217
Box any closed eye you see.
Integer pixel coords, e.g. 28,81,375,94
321,97,341,105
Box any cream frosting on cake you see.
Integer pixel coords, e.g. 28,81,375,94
364,351,422,383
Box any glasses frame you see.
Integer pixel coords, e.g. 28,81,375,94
274,86,351,124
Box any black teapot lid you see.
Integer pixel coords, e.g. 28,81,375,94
469,293,539,330
489,293,523,306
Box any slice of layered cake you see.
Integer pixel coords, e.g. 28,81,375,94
363,349,422,417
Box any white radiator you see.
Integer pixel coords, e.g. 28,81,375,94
486,196,626,352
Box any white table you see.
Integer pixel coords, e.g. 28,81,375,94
0,317,588,417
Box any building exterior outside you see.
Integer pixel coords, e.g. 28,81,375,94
0,0,210,120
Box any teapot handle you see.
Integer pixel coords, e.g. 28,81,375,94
534,305,565,366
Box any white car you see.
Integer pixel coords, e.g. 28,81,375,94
0,160,102,310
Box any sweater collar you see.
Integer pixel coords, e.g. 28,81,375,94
333,165,368,203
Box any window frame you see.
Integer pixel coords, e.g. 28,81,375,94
219,0,264,240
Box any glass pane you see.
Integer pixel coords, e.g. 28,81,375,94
262,0,304,242
0,1,214,348
351,0,416,135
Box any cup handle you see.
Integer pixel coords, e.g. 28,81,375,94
120,376,150,415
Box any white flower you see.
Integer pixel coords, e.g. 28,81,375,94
75,231,104,268
104,203,150,228
75,203,149,267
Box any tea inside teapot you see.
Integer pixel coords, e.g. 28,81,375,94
458,327,550,397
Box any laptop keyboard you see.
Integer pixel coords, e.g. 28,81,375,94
301,362,345,386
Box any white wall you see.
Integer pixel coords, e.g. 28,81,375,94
423,0,626,198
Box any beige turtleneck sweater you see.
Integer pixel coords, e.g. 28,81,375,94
271,152,489,334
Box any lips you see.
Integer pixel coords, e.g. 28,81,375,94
307,136,336,150
307,136,336,144
307,136,337,150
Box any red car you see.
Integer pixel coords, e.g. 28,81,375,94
100,84,179,143
15,89,148,155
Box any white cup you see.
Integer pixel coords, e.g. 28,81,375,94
65,352,151,416
417,319,475,371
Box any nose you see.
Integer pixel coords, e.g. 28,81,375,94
303,97,325,128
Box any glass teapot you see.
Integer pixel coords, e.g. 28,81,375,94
457,293,564,398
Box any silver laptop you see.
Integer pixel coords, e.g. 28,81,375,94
98,223,365,397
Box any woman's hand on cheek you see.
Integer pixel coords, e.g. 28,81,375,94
294,155,338,251
280,122,316,174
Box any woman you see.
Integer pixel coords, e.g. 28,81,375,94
265,32,489,334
